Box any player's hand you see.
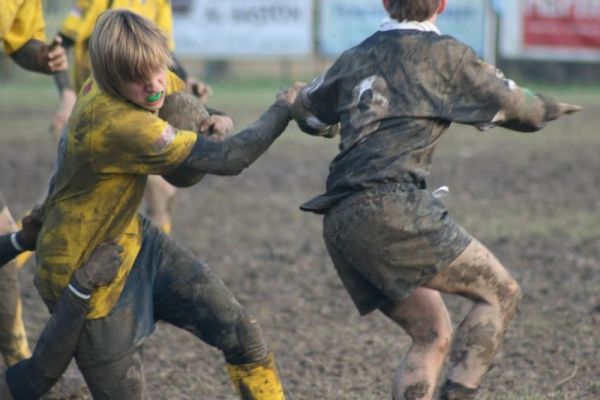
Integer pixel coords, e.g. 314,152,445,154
187,78,213,103
50,88,77,141
73,241,123,291
199,115,234,140
276,81,305,106
44,36,69,73
557,102,583,115
15,207,43,251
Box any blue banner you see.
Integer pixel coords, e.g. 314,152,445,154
319,0,492,58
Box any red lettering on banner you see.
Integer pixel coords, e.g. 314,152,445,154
523,0,600,49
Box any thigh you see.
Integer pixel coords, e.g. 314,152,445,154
0,203,17,235
381,287,451,345
425,239,515,303
153,237,245,349
79,348,146,400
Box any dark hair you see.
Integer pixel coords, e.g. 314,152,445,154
385,0,440,22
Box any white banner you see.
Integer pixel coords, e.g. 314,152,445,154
172,0,313,57
318,0,496,62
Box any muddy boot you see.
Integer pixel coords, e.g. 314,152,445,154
439,380,478,400
0,262,31,366
226,353,285,400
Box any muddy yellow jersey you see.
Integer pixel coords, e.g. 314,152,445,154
0,0,46,55
60,0,174,91
35,71,196,319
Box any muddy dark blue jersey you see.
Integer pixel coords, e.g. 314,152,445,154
296,24,559,213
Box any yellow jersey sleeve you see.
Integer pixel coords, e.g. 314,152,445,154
59,0,93,41
1,0,46,55
91,106,197,175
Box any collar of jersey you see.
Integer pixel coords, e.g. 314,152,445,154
378,17,441,35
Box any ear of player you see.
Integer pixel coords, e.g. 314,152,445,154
226,352,285,400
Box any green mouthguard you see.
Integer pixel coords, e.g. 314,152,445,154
146,91,163,103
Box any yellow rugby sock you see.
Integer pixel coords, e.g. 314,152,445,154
226,353,285,400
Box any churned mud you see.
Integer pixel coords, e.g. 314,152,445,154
0,105,599,399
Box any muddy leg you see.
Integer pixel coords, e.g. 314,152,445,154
0,206,31,366
425,239,522,395
381,288,452,400
143,175,177,234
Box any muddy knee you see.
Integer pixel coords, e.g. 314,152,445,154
219,314,268,365
498,278,522,322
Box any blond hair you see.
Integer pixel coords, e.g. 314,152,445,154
89,9,174,98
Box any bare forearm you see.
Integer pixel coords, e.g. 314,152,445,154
497,89,562,132
178,101,291,176
10,40,50,74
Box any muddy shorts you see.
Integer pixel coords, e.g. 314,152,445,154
74,215,245,368
323,183,472,315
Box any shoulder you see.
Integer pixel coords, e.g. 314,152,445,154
166,70,186,95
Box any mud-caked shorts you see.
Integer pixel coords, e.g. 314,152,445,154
74,216,245,368
323,183,472,315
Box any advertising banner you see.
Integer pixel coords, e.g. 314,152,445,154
524,0,600,49
318,0,496,62
501,0,600,61
172,0,312,57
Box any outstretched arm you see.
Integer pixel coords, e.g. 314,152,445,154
492,89,582,132
51,35,77,141
2,241,122,400
165,83,302,179
444,47,582,132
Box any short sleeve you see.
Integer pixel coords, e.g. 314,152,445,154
59,0,92,40
91,108,197,175
2,0,46,54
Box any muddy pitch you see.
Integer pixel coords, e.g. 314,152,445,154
0,106,599,399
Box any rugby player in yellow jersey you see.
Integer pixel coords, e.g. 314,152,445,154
37,10,300,399
50,0,224,236
0,0,68,368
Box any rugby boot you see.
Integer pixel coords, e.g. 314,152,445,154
439,380,479,400
226,352,285,400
